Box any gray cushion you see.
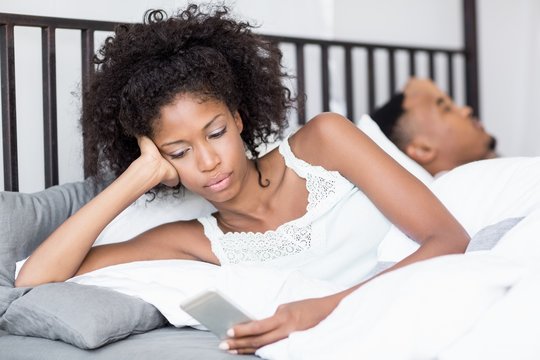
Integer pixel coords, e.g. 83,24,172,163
0,178,105,287
367,217,524,280
0,178,168,349
0,282,167,349
0,286,30,317
466,217,523,252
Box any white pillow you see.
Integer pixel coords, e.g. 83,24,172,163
430,157,540,236
356,114,433,185
95,190,216,246
378,156,540,262
15,190,217,278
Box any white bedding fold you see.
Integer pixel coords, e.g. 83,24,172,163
68,260,342,329
259,207,540,360
69,207,540,360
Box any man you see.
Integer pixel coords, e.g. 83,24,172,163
370,78,497,176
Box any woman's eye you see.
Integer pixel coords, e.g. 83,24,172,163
170,149,188,159
209,127,227,139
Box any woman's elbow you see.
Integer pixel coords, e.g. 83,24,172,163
14,270,60,288
14,272,42,288
14,275,35,288
445,228,470,254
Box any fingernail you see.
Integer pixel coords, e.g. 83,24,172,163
218,341,229,350
226,328,235,337
228,350,238,355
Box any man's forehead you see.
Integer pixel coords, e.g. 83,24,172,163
404,90,450,111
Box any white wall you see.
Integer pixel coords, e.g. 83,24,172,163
1,0,538,192
478,0,540,157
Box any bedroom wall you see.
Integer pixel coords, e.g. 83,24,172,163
477,0,540,158
0,0,537,192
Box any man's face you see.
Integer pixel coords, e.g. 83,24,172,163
405,84,496,171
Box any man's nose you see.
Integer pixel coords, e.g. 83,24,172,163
461,105,473,118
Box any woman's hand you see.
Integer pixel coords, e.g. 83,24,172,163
222,296,339,355
137,136,180,187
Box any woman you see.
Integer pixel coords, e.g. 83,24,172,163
16,4,469,355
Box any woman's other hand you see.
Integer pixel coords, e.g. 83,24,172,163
222,296,339,354
137,136,180,187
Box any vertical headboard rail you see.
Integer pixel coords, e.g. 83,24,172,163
42,25,59,188
463,0,480,117
0,22,18,191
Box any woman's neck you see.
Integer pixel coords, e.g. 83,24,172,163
210,149,287,233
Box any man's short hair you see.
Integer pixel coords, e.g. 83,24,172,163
370,93,405,140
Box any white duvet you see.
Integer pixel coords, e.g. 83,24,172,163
65,157,540,359
67,207,540,359
67,208,540,359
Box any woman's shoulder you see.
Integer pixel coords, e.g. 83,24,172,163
289,112,357,166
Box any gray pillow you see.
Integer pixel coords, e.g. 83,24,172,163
466,217,523,252
0,178,106,287
0,178,168,349
365,217,524,280
0,282,167,349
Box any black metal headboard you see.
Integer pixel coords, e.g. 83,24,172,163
0,0,479,192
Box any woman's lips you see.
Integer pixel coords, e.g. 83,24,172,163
205,173,232,192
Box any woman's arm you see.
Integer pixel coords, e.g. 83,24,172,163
15,137,182,287
225,113,470,354
294,113,469,257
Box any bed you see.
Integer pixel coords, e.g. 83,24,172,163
4,1,540,359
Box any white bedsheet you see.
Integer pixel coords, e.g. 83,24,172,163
68,260,342,329
63,157,540,359
68,206,540,360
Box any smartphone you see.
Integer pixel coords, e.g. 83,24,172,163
180,289,253,339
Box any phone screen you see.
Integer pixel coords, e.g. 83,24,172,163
180,290,253,339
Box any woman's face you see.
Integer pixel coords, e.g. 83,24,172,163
152,94,248,203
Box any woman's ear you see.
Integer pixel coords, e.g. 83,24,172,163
233,111,244,133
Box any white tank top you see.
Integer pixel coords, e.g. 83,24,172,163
197,137,391,287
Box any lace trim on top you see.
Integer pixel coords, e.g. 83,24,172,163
278,136,343,211
198,136,354,265
199,216,313,264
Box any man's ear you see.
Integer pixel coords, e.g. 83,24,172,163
404,137,437,165
233,111,243,133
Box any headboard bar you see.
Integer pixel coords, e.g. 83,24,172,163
0,23,18,191
344,46,354,121
42,25,59,188
447,52,455,99
321,44,330,112
0,12,117,32
366,47,375,112
464,0,480,116
1,7,478,192
294,44,306,124
388,49,396,99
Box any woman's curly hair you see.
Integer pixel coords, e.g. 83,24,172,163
82,4,293,187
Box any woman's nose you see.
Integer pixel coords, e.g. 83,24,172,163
197,144,220,172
